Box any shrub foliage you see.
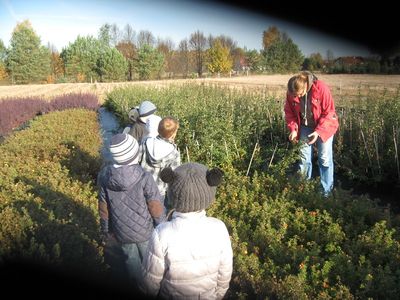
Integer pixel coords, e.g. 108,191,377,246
105,84,400,299
0,109,104,273
1,84,399,298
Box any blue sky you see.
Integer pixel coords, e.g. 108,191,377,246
0,0,371,58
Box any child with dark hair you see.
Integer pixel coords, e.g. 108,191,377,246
123,100,161,144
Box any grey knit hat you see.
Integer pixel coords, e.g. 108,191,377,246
160,163,224,213
128,106,139,122
109,133,140,165
138,100,157,117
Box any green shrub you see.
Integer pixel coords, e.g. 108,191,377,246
0,109,105,272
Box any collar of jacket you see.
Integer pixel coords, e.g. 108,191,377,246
172,210,206,219
157,135,176,146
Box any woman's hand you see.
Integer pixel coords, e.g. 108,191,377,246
288,131,298,143
307,131,319,144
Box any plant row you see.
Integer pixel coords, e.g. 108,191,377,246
105,84,400,299
0,93,99,138
0,109,105,274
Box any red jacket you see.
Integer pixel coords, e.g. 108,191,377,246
284,79,339,142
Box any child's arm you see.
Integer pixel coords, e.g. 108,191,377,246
98,183,110,242
143,173,166,224
216,224,233,299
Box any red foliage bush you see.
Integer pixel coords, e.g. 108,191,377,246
0,93,99,138
0,97,48,137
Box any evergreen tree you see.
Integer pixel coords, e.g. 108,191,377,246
245,49,262,72
61,36,103,82
134,44,164,80
96,47,127,82
261,28,303,73
303,53,324,71
6,20,50,84
98,23,112,47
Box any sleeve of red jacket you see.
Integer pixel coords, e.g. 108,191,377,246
284,93,299,135
314,82,339,142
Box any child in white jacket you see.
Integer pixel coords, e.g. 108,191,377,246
140,162,233,299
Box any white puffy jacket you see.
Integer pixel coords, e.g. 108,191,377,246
140,210,233,299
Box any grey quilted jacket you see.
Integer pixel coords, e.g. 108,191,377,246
97,164,161,244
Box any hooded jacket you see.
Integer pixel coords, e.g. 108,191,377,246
140,136,181,196
284,74,339,142
140,210,233,299
97,164,162,244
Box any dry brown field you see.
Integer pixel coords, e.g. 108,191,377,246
0,74,399,103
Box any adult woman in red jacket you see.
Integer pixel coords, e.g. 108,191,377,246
284,71,339,196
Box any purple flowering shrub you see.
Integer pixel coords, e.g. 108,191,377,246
51,93,99,111
0,97,49,137
0,93,99,138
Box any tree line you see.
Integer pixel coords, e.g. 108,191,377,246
0,21,398,85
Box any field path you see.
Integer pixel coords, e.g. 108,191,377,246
1,74,399,103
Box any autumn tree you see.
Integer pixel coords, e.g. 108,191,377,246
209,34,237,54
207,40,233,76
263,26,280,50
261,27,303,73
177,39,191,78
116,41,136,80
6,20,50,84
168,39,191,78
231,47,246,72
48,43,64,83
189,30,207,77
157,38,175,76
0,39,7,81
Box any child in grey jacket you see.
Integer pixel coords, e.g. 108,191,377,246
140,116,181,211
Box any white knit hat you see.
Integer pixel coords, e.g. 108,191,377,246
109,133,139,165
138,100,157,117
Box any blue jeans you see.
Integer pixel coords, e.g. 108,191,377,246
299,126,334,196
121,240,149,282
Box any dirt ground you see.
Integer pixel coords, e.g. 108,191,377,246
1,74,399,103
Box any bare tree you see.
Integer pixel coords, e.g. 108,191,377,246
178,38,191,78
189,30,207,77
123,24,136,45
157,37,175,76
137,30,155,48
110,23,121,46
